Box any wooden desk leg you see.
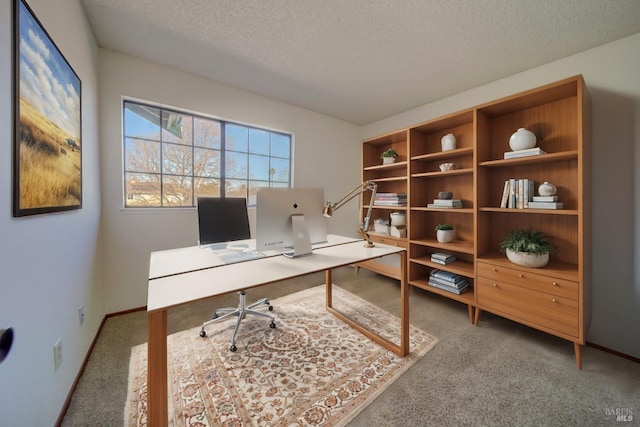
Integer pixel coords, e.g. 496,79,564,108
148,310,168,427
574,342,583,370
325,269,333,308
399,250,409,357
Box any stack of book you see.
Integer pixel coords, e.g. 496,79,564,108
503,147,546,159
500,178,534,209
428,269,469,295
374,193,407,206
427,198,462,208
528,195,563,209
431,252,455,265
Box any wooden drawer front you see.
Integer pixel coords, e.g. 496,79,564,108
371,235,408,249
477,262,578,301
477,277,579,337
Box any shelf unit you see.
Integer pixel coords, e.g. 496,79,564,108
360,75,591,368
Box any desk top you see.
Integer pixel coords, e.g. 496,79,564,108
147,235,405,313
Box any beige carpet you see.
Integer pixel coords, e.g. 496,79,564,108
124,285,438,426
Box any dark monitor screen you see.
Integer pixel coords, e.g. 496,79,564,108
197,197,251,246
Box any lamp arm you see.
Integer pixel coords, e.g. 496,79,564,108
330,180,377,213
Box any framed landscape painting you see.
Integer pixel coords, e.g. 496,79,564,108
13,0,82,217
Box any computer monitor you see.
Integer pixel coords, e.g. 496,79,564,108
255,187,328,257
197,197,251,249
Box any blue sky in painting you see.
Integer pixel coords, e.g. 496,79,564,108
19,0,81,140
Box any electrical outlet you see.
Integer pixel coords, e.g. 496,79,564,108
53,338,63,371
78,305,85,326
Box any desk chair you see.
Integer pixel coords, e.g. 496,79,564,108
196,197,275,352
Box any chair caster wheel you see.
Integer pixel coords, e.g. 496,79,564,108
212,313,219,319
270,321,276,329
230,344,237,352
199,330,207,338
268,305,274,311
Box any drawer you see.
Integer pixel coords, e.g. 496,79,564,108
370,234,408,249
477,277,579,337
477,262,578,300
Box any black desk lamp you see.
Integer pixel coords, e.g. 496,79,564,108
0,328,14,364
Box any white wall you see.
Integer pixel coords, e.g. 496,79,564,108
0,0,102,425
363,33,640,359
98,49,362,313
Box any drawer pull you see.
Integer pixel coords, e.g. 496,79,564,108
492,283,498,287
552,281,558,286
552,298,557,303
492,268,497,272
518,273,524,278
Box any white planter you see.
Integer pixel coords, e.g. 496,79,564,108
436,229,454,243
382,157,396,165
509,128,537,151
505,248,549,268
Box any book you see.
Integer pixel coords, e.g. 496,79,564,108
429,275,468,289
431,258,454,265
508,178,516,208
500,180,510,208
528,201,564,209
503,147,547,159
428,280,469,294
532,195,558,202
430,269,466,284
431,252,455,261
432,199,462,206
427,203,461,209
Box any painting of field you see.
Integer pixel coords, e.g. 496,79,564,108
14,0,81,216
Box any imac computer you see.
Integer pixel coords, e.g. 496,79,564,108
197,197,251,249
255,187,328,257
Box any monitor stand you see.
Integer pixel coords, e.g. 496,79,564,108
282,214,312,258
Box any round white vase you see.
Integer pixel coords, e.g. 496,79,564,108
436,229,454,243
538,181,557,197
506,248,549,268
509,128,536,151
441,133,456,151
390,212,406,226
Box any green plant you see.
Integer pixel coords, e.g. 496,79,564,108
499,229,551,255
379,149,398,159
435,223,454,231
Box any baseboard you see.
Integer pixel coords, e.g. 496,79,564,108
586,341,640,364
55,315,107,427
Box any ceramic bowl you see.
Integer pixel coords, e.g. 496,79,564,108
438,191,453,200
439,162,456,171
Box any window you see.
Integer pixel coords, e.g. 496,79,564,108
123,100,291,207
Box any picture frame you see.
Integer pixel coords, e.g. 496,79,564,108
13,0,82,217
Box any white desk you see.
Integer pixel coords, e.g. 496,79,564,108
147,235,408,426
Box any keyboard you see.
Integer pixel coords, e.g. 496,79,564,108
218,250,266,265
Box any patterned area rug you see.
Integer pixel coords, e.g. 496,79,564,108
125,285,438,426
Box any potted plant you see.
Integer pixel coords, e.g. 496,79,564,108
380,149,398,165
499,229,551,268
435,223,454,243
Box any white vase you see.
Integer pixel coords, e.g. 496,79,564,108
382,157,395,165
389,212,406,226
538,181,557,197
509,128,537,151
441,134,456,151
436,229,453,243
505,248,549,268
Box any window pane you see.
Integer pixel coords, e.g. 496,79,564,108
271,133,291,158
226,124,248,152
162,143,193,175
194,147,220,178
161,111,191,145
124,102,161,140
225,151,247,179
124,138,160,173
162,175,193,206
249,128,269,155
194,178,221,198
270,157,290,183
226,179,248,198
125,173,161,207
248,180,270,205
249,154,270,180
194,117,221,149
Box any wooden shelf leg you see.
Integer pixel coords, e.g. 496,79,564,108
467,305,474,324
473,308,482,326
574,342,583,370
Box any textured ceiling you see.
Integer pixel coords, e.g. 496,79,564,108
80,0,640,125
